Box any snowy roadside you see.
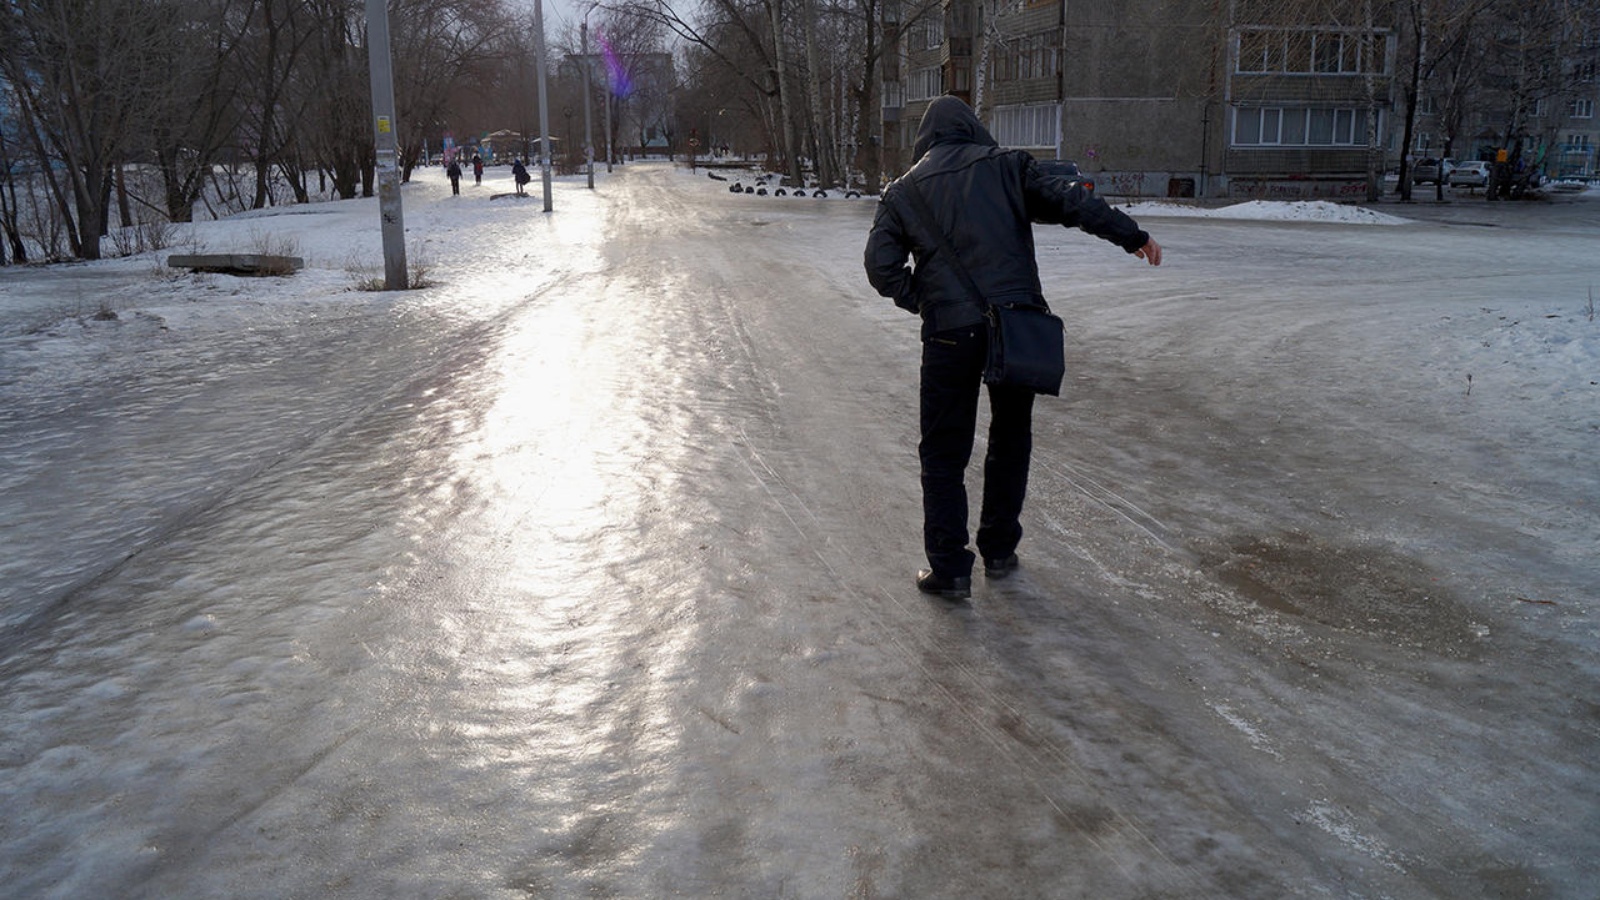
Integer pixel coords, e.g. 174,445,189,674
0,168,608,629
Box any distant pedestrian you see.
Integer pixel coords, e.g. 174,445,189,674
864,96,1162,600
446,158,462,195
512,158,530,195
472,154,484,186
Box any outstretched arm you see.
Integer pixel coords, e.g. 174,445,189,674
1024,158,1153,257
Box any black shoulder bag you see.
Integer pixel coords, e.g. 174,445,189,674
901,176,1066,396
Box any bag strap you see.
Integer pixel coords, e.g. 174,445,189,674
900,175,987,310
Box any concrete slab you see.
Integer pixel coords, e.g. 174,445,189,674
167,253,304,275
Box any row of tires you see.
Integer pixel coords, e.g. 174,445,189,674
727,182,862,199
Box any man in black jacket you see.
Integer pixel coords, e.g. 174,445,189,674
864,95,1162,600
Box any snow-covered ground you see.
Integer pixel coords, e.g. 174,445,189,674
1,162,1596,897
1123,197,1415,225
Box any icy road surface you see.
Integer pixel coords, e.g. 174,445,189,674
1,164,1596,897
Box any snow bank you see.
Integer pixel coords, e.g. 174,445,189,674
1119,199,1413,226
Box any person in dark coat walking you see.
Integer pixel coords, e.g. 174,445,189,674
864,95,1162,600
472,153,484,186
511,158,530,195
447,158,462,195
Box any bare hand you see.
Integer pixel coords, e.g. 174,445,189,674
1136,239,1163,266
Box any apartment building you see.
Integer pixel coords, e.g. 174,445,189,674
1408,53,1599,179
881,0,1397,199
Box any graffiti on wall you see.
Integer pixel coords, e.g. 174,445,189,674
1233,178,1368,200
1108,172,1145,197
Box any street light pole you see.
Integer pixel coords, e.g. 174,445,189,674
581,21,594,190
604,76,613,173
533,0,554,211
364,0,407,289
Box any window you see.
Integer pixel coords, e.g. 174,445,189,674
1416,95,1436,116
1235,107,1281,144
1312,33,1343,72
950,2,972,35
1285,32,1313,72
1307,108,1335,143
1352,33,1378,74
991,103,1059,149
1237,31,1271,73
908,66,943,101
994,32,1057,82
1564,134,1591,152
882,80,904,109
1416,132,1433,151
916,16,944,51
1281,108,1307,143
1234,28,1386,75
1571,98,1594,118
1233,107,1263,144
1233,106,1373,147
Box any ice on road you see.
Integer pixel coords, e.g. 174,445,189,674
1,163,1596,898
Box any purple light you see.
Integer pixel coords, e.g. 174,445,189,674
595,30,633,98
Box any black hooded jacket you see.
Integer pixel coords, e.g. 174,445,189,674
864,96,1149,337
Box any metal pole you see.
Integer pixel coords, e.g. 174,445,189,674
364,0,407,290
581,21,594,190
533,0,554,211
604,75,613,173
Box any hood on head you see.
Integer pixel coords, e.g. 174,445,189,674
911,95,997,160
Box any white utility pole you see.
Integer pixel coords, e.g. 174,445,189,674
534,0,554,210
364,0,407,289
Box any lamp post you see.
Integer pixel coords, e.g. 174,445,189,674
604,70,613,173
533,0,553,210
581,21,594,190
363,0,406,289
564,107,573,170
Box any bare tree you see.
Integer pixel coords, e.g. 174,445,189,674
1477,0,1599,175
587,8,672,164
145,0,253,222
1392,0,1494,200
234,0,322,208
841,0,892,189
391,0,511,180
0,0,186,259
621,0,804,177
798,0,833,186
292,0,374,201
0,107,29,263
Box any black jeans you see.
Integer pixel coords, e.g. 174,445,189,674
920,325,1036,579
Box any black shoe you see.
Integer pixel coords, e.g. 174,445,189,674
983,554,1019,579
916,569,971,600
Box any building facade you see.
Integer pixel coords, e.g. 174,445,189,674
882,0,1399,199
1407,50,1599,179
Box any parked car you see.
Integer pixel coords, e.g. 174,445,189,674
1412,157,1455,185
1035,159,1096,194
1449,161,1491,189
